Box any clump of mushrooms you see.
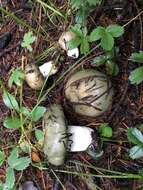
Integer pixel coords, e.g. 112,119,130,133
25,61,58,90
58,31,79,59
64,69,114,117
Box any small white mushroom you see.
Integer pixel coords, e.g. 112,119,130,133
68,126,94,152
64,69,114,117
58,31,79,59
25,61,58,90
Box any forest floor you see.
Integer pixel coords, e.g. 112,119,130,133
0,0,143,190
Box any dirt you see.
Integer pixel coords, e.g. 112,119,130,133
0,0,143,190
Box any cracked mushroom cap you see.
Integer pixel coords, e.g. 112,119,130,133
64,69,114,117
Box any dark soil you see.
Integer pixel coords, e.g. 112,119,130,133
0,0,143,190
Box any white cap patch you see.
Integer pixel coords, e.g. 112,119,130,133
39,61,57,78
67,48,79,59
68,125,94,152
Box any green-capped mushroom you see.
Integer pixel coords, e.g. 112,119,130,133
43,104,67,166
25,64,44,90
64,69,114,117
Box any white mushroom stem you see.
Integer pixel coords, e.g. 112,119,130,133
67,126,94,152
39,61,58,78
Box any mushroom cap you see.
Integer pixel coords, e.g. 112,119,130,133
25,64,44,90
64,69,114,117
58,31,76,51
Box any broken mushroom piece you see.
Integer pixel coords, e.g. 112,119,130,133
64,69,114,117
39,61,58,78
58,31,79,59
68,125,94,152
43,104,67,166
25,61,58,90
25,64,44,90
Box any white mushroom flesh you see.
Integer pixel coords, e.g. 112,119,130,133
68,125,94,152
39,61,58,78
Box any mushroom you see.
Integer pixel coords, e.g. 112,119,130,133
25,61,58,90
58,31,79,59
25,64,44,90
43,104,67,166
64,69,114,117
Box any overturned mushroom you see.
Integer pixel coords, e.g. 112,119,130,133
25,61,58,90
43,104,67,166
64,69,114,117
58,31,79,59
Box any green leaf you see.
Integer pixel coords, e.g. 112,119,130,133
35,129,44,141
129,66,143,85
87,0,102,6
20,106,30,116
105,61,119,76
80,37,90,55
8,69,25,88
106,25,124,38
92,55,107,66
75,8,88,25
8,147,31,171
31,106,46,122
101,32,114,51
99,123,113,138
70,24,83,37
3,117,22,129
3,167,15,190
8,147,19,166
130,52,143,63
21,31,36,52
20,141,31,153
2,90,19,111
127,128,143,145
129,145,143,159
70,0,82,9
89,26,105,42
12,157,31,171
0,150,5,166
67,38,81,50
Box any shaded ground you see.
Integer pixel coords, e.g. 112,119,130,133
0,0,143,189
